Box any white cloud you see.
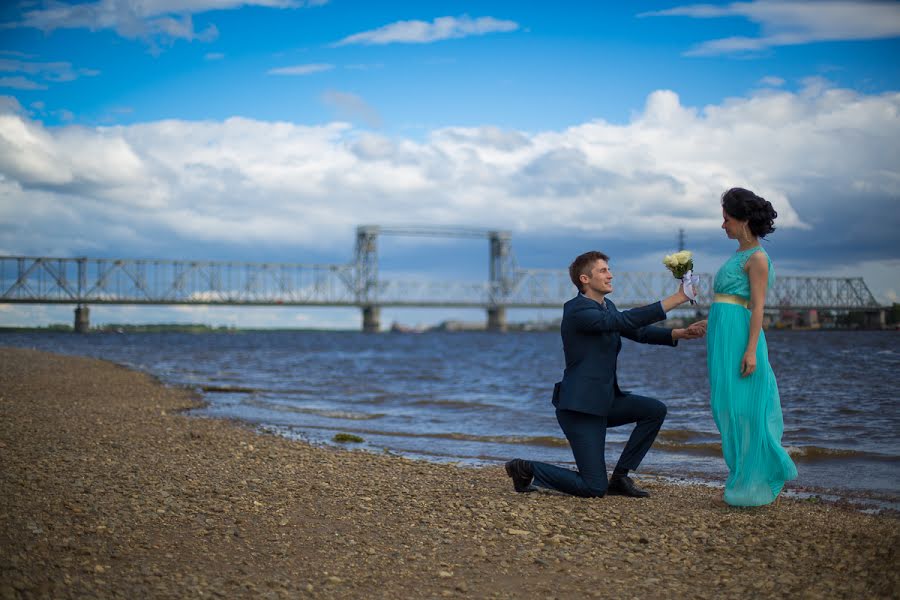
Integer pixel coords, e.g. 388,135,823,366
0,76,46,90
8,0,326,46
0,96,22,113
0,51,35,59
333,15,519,46
640,1,900,56
0,58,99,88
345,63,384,71
760,76,785,87
268,63,333,76
204,52,225,61
0,82,897,273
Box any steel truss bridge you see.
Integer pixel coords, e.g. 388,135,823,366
0,225,883,332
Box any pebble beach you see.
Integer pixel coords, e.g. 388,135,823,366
1,347,897,599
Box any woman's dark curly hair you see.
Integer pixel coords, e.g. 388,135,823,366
721,187,777,238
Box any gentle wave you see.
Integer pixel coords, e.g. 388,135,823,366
785,446,899,462
409,399,499,410
655,440,722,456
276,425,571,448
200,385,259,394
391,431,570,447
244,398,384,421
657,428,711,442
200,385,328,396
655,440,896,462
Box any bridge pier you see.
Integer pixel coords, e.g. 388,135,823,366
74,305,90,333
802,309,819,328
362,305,381,333
864,309,886,329
486,307,507,332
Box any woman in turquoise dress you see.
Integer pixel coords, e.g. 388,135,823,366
702,188,797,506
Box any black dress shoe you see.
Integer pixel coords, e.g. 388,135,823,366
505,459,536,493
607,475,649,498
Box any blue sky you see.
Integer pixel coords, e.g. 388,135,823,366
1,1,899,328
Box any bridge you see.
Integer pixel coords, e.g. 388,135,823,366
0,225,884,332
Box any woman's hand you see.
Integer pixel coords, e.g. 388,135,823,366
740,351,757,377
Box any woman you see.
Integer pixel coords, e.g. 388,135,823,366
702,187,797,507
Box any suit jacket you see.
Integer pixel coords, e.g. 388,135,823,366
553,294,676,416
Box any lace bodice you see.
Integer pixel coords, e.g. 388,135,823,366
713,247,774,299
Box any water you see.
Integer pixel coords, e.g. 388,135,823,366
2,329,898,506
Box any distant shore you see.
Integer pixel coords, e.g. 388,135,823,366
1,347,898,599
2,320,897,333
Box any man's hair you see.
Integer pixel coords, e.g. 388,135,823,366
569,251,610,292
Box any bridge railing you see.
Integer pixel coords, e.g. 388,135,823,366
0,257,358,306
0,255,882,310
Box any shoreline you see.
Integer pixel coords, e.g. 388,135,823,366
257,431,900,515
218,419,900,514
1,347,898,599
2,325,897,334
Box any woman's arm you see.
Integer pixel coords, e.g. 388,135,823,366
742,251,769,377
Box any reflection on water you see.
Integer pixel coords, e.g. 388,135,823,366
3,329,898,502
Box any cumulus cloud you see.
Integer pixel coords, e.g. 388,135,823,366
0,82,897,273
332,15,519,46
6,0,325,46
640,0,900,56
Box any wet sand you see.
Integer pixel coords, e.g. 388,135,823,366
1,347,897,599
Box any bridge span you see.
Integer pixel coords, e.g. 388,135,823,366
0,226,884,332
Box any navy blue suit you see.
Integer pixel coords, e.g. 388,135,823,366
531,294,675,497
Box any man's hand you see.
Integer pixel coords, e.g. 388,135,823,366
672,327,704,341
687,319,707,336
672,320,707,341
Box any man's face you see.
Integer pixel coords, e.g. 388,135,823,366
581,259,613,295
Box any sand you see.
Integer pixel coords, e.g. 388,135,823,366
1,347,897,599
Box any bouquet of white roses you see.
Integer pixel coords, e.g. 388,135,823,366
663,250,699,303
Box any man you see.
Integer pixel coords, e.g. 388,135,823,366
505,251,704,498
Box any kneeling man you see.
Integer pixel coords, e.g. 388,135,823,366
506,251,703,498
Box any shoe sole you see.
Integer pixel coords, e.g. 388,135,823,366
607,488,650,498
505,461,535,493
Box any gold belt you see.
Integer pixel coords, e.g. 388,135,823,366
714,293,749,308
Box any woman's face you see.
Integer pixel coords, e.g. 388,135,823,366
721,207,748,240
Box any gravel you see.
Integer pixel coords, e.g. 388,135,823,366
1,347,897,599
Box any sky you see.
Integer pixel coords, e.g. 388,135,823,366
1,0,899,329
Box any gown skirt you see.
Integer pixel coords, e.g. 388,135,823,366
707,302,798,506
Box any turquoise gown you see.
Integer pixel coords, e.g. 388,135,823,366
707,247,798,506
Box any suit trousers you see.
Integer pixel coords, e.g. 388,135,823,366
530,394,667,497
